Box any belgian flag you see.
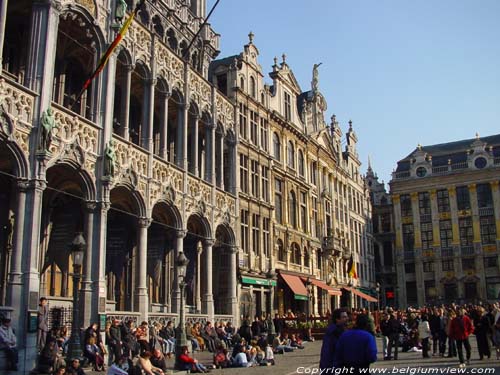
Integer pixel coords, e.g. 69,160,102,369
346,254,358,279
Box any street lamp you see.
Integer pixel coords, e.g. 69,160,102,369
305,277,312,325
174,250,189,370
67,232,85,361
375,282,381,312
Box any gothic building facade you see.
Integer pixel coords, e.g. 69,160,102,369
0,0,238,371
390,134,500,308
0,0,376,371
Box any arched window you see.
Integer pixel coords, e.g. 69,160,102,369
287,141,295,168
292,243,301,265
289,190,297,228
240,76,245,90
273,132,281,161
277,239,285,262
298,150,304,177
304,247,310,268
250,76,256,98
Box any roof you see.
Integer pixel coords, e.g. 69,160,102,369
395,133,500,172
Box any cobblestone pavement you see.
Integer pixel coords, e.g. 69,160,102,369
85,336,500,375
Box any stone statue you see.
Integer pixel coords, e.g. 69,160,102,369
39,108,56,152
6,213,14,250
115,0,128,23
312,62,322,92
104,139,117,177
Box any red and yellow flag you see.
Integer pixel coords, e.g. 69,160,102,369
72,1,143,110
347,255,358,279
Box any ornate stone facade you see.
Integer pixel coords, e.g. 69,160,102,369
0,1,231,372
210,34,376,318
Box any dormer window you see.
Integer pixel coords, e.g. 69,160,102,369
284,91,291,121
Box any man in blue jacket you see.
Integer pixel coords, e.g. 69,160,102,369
319,308,349,371
334,314,378,374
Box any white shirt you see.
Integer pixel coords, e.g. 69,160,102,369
107,364,128,375
0,324,16,349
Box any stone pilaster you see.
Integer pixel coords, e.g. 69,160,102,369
202,238,215,321
0,0,8,72
229,245,239,326
93,199,109,321
192,115,200,176
195,242,202,313
121,65,133,141
6,180,28,318
410,192,424,306
136,218,151,322
142,78,156,151
160,93,171,159
81,201,96,328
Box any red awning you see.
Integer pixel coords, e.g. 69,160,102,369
304,277,342,296
280,273,308,298
346,287,377,302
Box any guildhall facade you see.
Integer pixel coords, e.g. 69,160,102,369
390,135,500,308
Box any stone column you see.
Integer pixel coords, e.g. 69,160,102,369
160,93,170,159
229,246,239,324
229,140,237,194
25,0,60,104
93,199,109,322
143,79,155,151
202,239,215,320
393,195,405,307
410,192,424,307
172,229,186,313
6,181,28,311
18,172,46,372
193,115,200,176
219,132,225,190
430,190,441,249
205,124,214,182
491,181,500,241
136,218,151,322
195,242,202,313
0,0,8,72
469,184,481,244
176,104,188,169
81,202,96,328
121,65,133,141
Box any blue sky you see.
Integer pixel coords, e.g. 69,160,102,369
207,0,500,186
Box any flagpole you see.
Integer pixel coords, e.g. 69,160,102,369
182,0,221,61
70,0,145,112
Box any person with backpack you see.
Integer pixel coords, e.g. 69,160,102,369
319,308,348,371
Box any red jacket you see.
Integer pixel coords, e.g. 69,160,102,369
449,315,474,340
179,353,195,364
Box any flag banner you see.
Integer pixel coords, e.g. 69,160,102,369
71,0,144,110
347,254,358,279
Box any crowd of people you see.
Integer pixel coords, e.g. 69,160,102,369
320,302,500,374
377,303,500,367
26,312,314,374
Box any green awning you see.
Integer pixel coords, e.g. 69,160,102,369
358,287,377,297
294,294,309,301
241,276,276,287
